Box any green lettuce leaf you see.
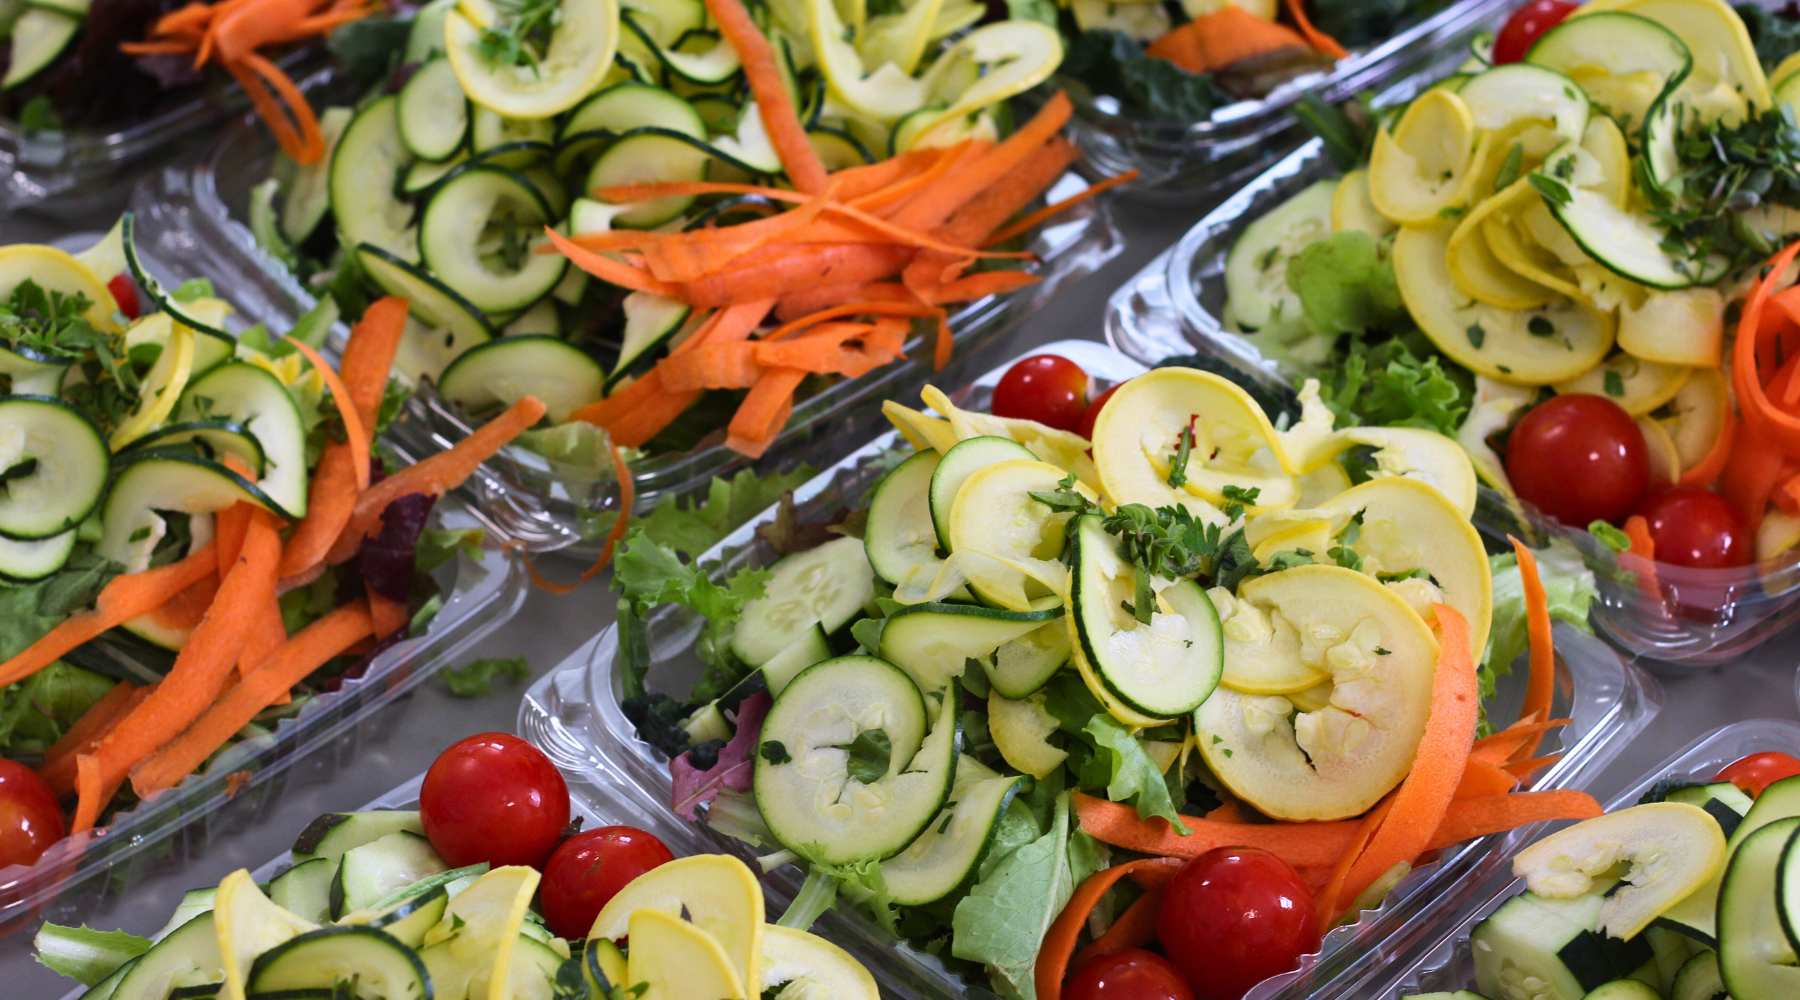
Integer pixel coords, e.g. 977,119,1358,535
1082,714,1191,834
33,923,151,986
1287,230,1406,338
1482,540,1598,731
1320,331,1473,438
636,466,817,557
612,528,769,702
952,792,1077,1000
440,656,530,698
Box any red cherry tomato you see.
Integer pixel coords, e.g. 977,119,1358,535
106,274,140,320
1504,394,1649,527
421,733,570,869
992,354,1090,433
1156,848,1321,1000
1077,382,1123,441
0,760,65,868
1493,0,1578,64
1717,752,1800,797
1065,948,1196,1000
538,825,675,938
1634,486,1751,570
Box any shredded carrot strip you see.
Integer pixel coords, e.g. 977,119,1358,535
986,171,1140,247
289,338,370,492
1507,537,1556,761
1283,0,1349,58
704,0,828,194
1035,859,1185,1000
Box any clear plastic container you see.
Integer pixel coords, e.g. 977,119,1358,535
127,110,1124,558
1060,0,1511,201
1103,31,1800,667
516,338,1662,998
1303,719,1800,1000
0,469,529,933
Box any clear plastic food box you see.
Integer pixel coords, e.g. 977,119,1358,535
1060,0,1511,201
516,339,1662,998
1284,719,1800,1000
127,110,1124,558
1103,33,1800,667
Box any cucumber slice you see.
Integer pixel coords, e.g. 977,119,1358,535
2,8,78,89
356,244,496,382
1645,924,1703,993
758,623,831,695
281,107,353,246
878,602,1061,695
729,537,875,667
1473,890,1618,998
1071,515,1223,718
111,912,223,1000
0,396,106,540
266,858,334,925
586,128,711,228
292,810,424,865
1718,817,1800,999
246,926,429,998
0,529,75,581
329,830,446,918
882,770,1022,906
418,166,568,315
122,419,267,480
97,454,280,572
1671,951,1724,1000
929,435,1035,550
176,362,310,519
754,655,956,864
329,97,419,262
1223,179,1335,331
437,334,602,423
611,290,690,385
398,58,470,161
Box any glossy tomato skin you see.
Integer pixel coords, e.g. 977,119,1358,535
0,760,65,868
1493,0,1578,63
1065,948,1196,1000
992,354,1090,433
1077,383,1124,441
1157,848,1321,1000
1717,752,1800,797
1635,487,1751,569
107,274,140,320
1505,394,1650,527
539,825,675,938
421,733,570,869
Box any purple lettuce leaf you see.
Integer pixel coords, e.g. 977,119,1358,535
669,692,771,821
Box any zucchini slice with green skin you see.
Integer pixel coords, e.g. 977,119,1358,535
404,0,456,61
0,341,70,395
329,830,446,918
610,290,690,385
882,767,1022,906
1670,951,1724,1000
754,655,957,865
349,885,448,948
470,106,554,168
265,857,334,925
0,395,106,540
554,81,705,174
110,911,223,1000
329,97,418,262
1223,179,1335,332
1071,515,1223,718
585,127,712,228
245,925,429,998
1719,817,1800,999
119,214,239,374
729,536,875,667
756,623,831,696
3,8,79,90
97,454,282,572
418,166,568,316
929,435,1035,550
175,362,310,519
878,602,1061,695
291,810,424,865
355,244,495,383
0,529,76,582
281,106,353,246
864,449,942,588
1660,774,1800,945
437,334,602,423
398,57,470,162
121,419,267,480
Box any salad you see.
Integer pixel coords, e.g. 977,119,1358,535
1054,0,1450,123
0,218,540,870
607,350,1608,999
247,0,1112,494
32,732,880,998
1396,748,1800,1000
1215,0,1800,600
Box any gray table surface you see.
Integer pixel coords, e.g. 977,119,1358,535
3,198,1797,998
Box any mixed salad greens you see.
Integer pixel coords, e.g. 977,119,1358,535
0,219,540,869
1218,0,1800,592
1398,745,1800,1000
33,731,881,999
609,350,1606,999
248,0,1106,488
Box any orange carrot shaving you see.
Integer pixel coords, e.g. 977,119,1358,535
1075,792,1366,868
1507,536,1556,759
1149,7,1314,75
1506,754,1562,780
986,170,1140,248
1621,515,1664,608
1071,889,1164,969
526,443,636,594
893,94,1074,233
41,683,146,796
72,754,107,835
683,244,914,307
291,339,370,490
1424,790,1602,851
367,591,410,641
545,229,680,296
1317,797,1393,925
1470,716,1570,765
1283,0,1349,58
727,367,807,458
1455,757,1521,801
1679,399,1738,488
705,0,828,194
1035,859,1185,1000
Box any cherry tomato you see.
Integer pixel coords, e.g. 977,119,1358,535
1077,382,1124,441
992,354,1089,433
421,733,569,869
1717,752,1800,797
0,760,64,868
539,825,675,938
1504,394,1649,527
106,274,140,320
1492,0,1578,64
1156,848,1321,1000
1635,486,1750,570
1065,948,1196,1000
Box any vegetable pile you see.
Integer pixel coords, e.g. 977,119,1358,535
1218,0,1800,598
607,350,1606,1000
0,219,540,869
32,731,881,998
1394,746,1800,1000
252,0,1115,485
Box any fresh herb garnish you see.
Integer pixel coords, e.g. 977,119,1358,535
477,0,561,73
838,728,892,785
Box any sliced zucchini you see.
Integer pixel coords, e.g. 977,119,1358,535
929,435,1034,550
345,885,449,948
1658,781,1752,838
500,297,561,337
759,924,881,999
291,810,424,865
356,244,496,383
758,623,831,696
1472,890,1619,999
882,770,1023,906
1671,951,1724,1000
0,529,76,581
554,81,704,174
405,0,456,60
175,362,310,519
1718,817,1800,999
729,536,875,667
266,857,335,925
121,420,267,479
329,830,446,918
418,166,567,315
2,8,78,90
470,106,554,167
586,127,713,228
109,912,222,1000
948,459,1085,611
437,334,601,423
1224,179,1336,332
755,655,956,864
611,290,690,385
281,106,353,246
96,456,276,572
710,99,781,173
0,341,70,395
328,97,418,262
878,602,1061,694
1660,775,1800,945
1526,11,1691,124
863,449,943,589
245,926,429,998
398,57,470,161
0,395,107,540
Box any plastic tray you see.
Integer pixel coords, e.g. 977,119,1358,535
1103,32,1800,667
127,109,1124,558
517,338,1661,998
1338,719,1800,1000
1059,0,1511,201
